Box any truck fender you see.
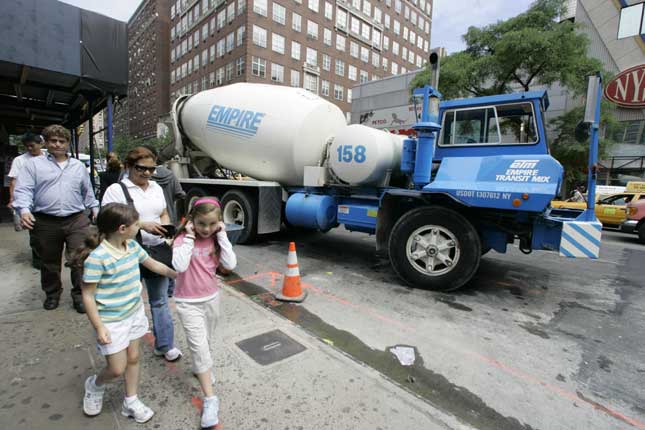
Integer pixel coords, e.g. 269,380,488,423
376,191,465,255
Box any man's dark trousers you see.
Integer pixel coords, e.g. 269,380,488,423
32,212,90,301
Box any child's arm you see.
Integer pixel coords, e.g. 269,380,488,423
141,257,177,279
81,283,111,345
216,222,237,274
172,230,196,273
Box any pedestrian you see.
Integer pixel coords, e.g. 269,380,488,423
567,184,587,203
13,124,99,312
171,196,236,428
101,147,183,362
7,132,45,269
7,132,44,214
76,203,177,423
98,155,122,203
143,144,186,298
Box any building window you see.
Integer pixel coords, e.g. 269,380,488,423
236,57,245,76
209,71,215,87
348,65,357,81
360,47,369,63
226,32,235,52
217,39,225,57
171,4,175,19
393,19,400,35
209,45,215,63
336,8,347,30
392,41,399,56
350,42,359,58
227,3,235,22
271,63,284,82
253,25,267,48
374,7,381,23
291,70,300,87
238,0,246,15
334,84,343,101
324,28,332,46
254,0,268,16
350,16,360,34
202,76,207,91
391,62,398,75
395,0,401,14
252,56,266,77
403,26,408,41
202,24,208,41
384,14,390,29
382,57,388,72
372,52,379,68
306,47,318,67
336,34,346,51
210,17,216,35
363,1,371,17
383,35,389,50
217,10,226,29
402,46,408,61
202,49,208,66
359,69,368,83
347,88,352,103
372,28,381,49
237,25,245,47
226,62,234,81
325,2,333,20
322,54,331,71
216,67,224,85
335,59,345,76
361,22,371,40
305,73,319,93
307,20,319,39
171,70,176,84
269,3,284,24
308,0,319,13
321,80,330,96
272,33,286,54
618,3,645,39
291,41,301,60
292,13,302,32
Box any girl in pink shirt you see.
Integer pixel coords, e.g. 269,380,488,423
171,197,236,429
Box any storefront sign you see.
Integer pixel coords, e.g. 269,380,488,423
604,64,645,108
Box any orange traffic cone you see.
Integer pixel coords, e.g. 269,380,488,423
276,242,307,303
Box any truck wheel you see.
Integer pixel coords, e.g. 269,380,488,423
388,207,481,291
638,224,645,244
221,190,257,244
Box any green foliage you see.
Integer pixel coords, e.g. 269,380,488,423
112,134,172,162
549,100,618,190
410,0,603,99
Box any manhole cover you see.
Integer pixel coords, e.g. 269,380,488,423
235,329,306,366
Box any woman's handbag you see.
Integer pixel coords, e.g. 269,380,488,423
118,182,173,279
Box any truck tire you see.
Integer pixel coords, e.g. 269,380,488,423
221,190,257,244
388,207,481,291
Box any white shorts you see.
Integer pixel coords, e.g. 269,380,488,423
96,305,149,356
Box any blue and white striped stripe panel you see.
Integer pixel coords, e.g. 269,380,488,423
559,221,602,259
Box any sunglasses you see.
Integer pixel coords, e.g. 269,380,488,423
133,164,156,174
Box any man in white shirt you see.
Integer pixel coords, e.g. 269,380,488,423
7,132,44,211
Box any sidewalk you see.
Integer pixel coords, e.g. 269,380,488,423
0,224,460,430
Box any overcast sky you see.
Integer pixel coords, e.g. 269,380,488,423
60,0,534,54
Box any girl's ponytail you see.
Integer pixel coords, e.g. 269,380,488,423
68,227,104,268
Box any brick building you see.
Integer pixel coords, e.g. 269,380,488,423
169,0,433,120
115,0,172,140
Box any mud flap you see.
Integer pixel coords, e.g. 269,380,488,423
559,221,602,258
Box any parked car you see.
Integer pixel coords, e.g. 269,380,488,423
621,199,645,244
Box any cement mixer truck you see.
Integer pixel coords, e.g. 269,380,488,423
168,69,605,292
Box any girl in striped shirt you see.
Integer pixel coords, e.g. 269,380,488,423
76,203,177,423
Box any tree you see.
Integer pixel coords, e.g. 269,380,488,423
411,0,603,99
549,100,619,192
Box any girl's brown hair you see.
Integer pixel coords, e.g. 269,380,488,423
175,196,223,257
69,203,140,268
124,147,156,168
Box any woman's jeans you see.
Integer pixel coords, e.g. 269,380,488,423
143,276,174,352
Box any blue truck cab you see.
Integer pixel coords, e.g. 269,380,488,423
285,77,603,291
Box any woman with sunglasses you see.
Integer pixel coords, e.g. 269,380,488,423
101,147,183,362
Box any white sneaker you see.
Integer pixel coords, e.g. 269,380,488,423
153,347,182,362
121,397,154,423
201,395,219,428
83,375,105,416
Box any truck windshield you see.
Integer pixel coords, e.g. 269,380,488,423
440,102,538,146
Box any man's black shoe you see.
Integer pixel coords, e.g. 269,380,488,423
73,299,86,314
43,296,60,310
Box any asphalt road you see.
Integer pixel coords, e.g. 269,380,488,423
230,227,645,430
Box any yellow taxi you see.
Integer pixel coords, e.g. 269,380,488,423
551,182,645,227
